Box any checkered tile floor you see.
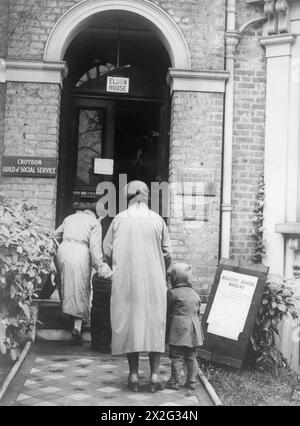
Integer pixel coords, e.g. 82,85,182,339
1,350,211,406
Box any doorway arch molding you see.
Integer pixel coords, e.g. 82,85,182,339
43,0,191,69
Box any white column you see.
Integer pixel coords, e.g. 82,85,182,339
285,32,300,278
285,35,300,224
260,34,295,275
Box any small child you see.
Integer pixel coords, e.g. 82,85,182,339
166,263,204,390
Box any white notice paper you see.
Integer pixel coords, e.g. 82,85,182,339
94,158,114,175
207,270,258,341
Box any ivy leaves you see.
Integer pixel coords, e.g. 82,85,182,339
252,174,266,263
0,193,57,362
250,276,298,375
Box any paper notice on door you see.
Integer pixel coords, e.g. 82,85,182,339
94,158,114,175
207,270,258,341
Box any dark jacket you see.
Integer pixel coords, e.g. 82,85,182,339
167,282,204,348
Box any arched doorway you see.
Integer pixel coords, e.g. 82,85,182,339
44,0,191,68
56,10,172,226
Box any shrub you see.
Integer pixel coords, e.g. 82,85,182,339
250,275,298,376
0,194,56,361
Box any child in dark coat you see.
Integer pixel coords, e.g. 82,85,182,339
90,273,112,352
166,263,204,390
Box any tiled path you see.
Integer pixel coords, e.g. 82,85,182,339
0,343,213,406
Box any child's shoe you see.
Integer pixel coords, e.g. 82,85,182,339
185,382,196,390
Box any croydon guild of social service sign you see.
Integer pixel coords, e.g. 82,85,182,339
2,156,57,178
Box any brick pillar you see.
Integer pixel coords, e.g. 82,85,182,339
168,90,224,295
2,82,61,230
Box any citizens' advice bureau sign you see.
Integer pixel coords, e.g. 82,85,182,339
2,156,57,178
199,259,269,369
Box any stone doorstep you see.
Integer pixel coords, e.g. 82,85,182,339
36,299,91,342
34,299,60,308
36,299,207,342
37,329,91,342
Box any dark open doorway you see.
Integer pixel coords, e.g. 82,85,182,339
114,100,162,187
56,10,171,226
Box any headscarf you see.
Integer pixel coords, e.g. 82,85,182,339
171,263,192,287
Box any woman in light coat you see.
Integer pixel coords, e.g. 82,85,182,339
103,181,172,392
55,209,111,344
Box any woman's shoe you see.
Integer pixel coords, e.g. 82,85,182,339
128,374,139,392
149,374,164,393
71,328,82,345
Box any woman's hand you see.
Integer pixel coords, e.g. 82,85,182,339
98,263,113,279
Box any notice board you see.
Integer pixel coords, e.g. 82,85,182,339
199,258,269,369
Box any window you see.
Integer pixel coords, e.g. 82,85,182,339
76,109,104,188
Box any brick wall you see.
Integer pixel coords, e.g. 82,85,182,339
236,0,264,28
230,4,266,262
7,0,226,70
0,0,268,288
155,0,226,70
1,82,61,229
169,91,224,295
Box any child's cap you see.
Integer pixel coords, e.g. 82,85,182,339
171,262,192,285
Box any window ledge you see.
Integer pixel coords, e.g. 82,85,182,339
275,222,300,237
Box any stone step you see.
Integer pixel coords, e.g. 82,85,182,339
37,329,91,342
34,298,91,342
34,298,207,342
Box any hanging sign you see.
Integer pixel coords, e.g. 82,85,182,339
199,258,269,369
2,156,57,178
106,76,129,93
